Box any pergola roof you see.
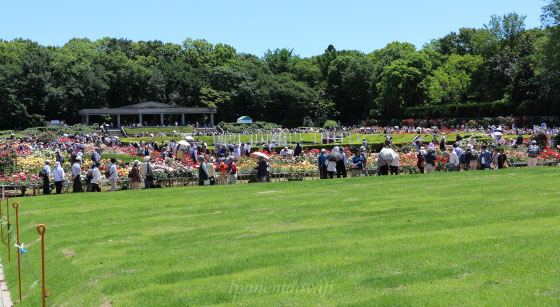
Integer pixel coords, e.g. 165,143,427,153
79,101,217,115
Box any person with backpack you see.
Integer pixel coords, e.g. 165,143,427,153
40,160,51,195
424,148,437,173
527,140,540,167
465,145,479,171
141,156,154,189
106,158,118,191
128,160,142,190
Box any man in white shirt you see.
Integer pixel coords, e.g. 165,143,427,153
280,147,288,157
244,142,251,157
72,156,83,193
90,162,102,192
108,158,118,191
53,162,65,194
447,147,459,172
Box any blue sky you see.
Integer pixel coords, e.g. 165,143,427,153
0,0,545,57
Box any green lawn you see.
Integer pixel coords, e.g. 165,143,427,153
2,167,559,306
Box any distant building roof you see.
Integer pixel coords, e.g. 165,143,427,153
237,116,252,121
79,101,216,115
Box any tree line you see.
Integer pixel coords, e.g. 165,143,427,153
1,1,560,129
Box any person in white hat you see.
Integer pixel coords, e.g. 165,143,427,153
53,161,65,194
417,147,427,173
527,140,540,167
129,160,141,190
141,156,153,189
42,160,51,195
72,156,83,192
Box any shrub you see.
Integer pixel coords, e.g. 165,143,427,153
323,120,338,129
217,122,281,133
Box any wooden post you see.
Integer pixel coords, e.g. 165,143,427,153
6,200,10,262
1,192,5,244
36,224,47,307
12,202,21,302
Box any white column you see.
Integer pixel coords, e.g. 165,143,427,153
117,114,121,127
210,113,215,127
139,114,143,125
181,113,185,126
160,114,164,126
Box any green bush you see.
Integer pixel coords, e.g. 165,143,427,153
217,122,281,133
124,127,193,135
323,120,338,129
23,125,97,136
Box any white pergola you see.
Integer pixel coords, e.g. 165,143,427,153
78,101,217,127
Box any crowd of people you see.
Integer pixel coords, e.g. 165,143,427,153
3,123,557,196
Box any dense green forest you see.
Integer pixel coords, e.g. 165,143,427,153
1,1,560,129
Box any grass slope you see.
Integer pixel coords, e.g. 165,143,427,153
2,168,560,306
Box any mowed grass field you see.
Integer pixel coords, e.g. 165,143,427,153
1,167,560,306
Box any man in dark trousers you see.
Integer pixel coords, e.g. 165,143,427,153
42,160,51,195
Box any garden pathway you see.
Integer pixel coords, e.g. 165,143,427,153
0,260,12,307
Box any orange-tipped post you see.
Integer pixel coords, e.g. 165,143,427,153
12,202,21,302
36,224,46,307
6,201,9,262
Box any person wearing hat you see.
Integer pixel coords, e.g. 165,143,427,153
226,156,238,184
527,140,540,167
41,160,51,195
53,161,65,194
128,160,142,190
141,156,153,189
206,157,216,185
107,157,118,191
463,144,478,171
72,156,83,193
417,147,426,174
90,162,102,192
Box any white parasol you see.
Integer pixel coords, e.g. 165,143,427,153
177,140,190,147
379,148,395,160
250,151,270,162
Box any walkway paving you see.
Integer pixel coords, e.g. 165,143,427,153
0,260,13,307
